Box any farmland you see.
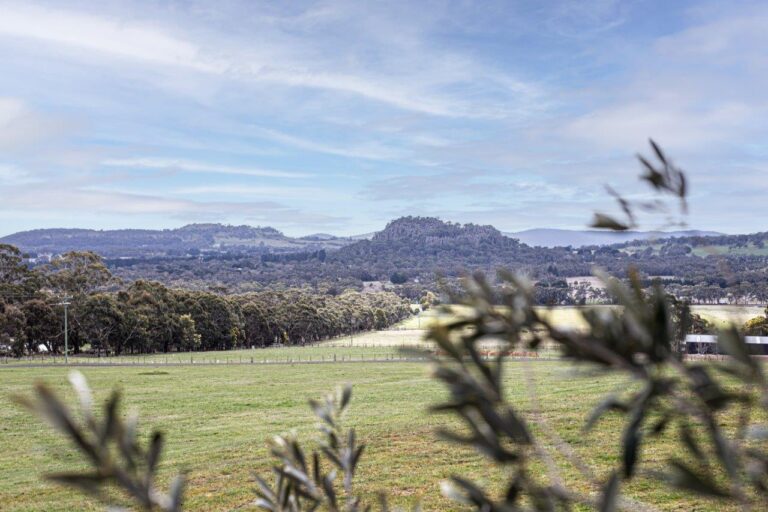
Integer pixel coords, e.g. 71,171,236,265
2,360,758,512
1,304,764,511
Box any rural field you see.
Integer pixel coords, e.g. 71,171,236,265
1,304,763,511
2,360,759,512
404,304,762,332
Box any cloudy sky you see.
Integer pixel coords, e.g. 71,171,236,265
0,0,765,237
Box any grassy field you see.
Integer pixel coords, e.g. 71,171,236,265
407,304,759,332
1,360,758,511
2,338,427,365
692,305,764,329
691,244,768,257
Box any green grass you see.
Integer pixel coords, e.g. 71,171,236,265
0,361,755,511
2,331,431,366
404,304,760,333
691,244,768,257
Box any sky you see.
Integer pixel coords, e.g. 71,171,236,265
0,0,766,237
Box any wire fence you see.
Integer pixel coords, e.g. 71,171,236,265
0,348,553,367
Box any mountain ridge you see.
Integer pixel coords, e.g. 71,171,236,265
0,223,355,258
0,220,735,258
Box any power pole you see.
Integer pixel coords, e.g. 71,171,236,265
57,297,71,363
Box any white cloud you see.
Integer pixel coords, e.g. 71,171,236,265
564,102,752,151
560,3,768,152
1,186,217,214
249,126,405,161
0,184,346,225
101,157,311,179
0,163,32,183
171,184,345,200
654,5,768,62
0,3,217,72
0,2,543,118
0,97,70,151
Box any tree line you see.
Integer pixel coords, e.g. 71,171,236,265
0,244,411,356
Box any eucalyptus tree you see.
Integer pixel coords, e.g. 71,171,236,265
21,298,62,353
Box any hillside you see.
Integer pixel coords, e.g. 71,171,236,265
0,224,356,258
506,228,723,248
1,221,725,258
333,216,571,278
5,217,768,304
93,217,768,304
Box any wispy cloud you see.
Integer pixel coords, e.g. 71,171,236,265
171,184,345,201
1,1,766,236
0,184,347,226
0,2,542,119
364,170,581,203
0,97,72,152
101,158,311,178
563,102,752,150
0,3,216,71
249,126,405,161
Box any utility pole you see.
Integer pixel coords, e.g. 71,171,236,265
57,297,71,364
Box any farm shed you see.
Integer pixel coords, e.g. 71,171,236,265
685,334,768,355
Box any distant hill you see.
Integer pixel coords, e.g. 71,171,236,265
0,224,356,258
505,228,723,248
331,216,566,280
2,221,726,259
6,216,768,304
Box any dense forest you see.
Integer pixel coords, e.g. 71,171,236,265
0,245,411,356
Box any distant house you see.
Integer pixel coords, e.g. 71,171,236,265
685,334,768,355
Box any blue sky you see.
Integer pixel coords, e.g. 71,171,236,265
0,0,766,237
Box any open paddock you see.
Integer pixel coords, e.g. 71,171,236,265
0,360,756,511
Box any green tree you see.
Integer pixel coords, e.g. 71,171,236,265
79,294,123,356
44,251,114,297
419,290,438,310
389,271,407,284
240,301,275,347
0,244,41,302
119,281,183,354
743,315,768,335
0,302,27,356
180,292,242,350
177,314,200,351
21,299,62,353
41,251,115,354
